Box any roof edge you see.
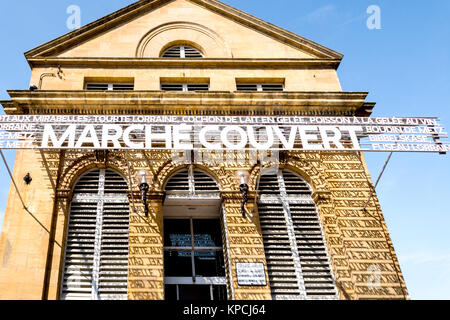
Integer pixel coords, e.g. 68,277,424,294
24,0,169,58
24,0,343,60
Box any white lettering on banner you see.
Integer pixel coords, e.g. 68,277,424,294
199,126,220,149
102,125,123,148
123,125,144,149
272,126,297,149
221,126,248,150
75,125,100,148
42,124,76,148
320,126,344,149
173,124,193,150
0,116,447,153
247,126,274,150
40,124,365,151
145,125,172,149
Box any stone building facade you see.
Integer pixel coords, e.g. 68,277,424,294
0,0,408,300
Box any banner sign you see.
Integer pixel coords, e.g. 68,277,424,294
0,115,448,153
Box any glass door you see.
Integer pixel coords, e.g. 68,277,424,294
163,218,227,300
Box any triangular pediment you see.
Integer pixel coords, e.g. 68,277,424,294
25,0,343,61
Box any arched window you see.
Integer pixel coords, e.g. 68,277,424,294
258,169,338,300
163,166,227,301
161,45,204,58
60,169,130,300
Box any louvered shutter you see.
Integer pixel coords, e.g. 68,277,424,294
165,169,190,192
161,84,185,91
236,84,259,91
183,46,203,58
86,83,134,91
112,84,134,91
162,46,182,58
193,170,220,193
236,84,284,92
258,170,337,300
161,84,209,91
261,84,284,91
289,203,336,298
165,167,219,195
61,169,129,300
186,84,209,91
86,83,109,91
162,45,203,58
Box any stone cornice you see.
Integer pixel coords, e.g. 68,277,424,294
1,90,371,116
26,57,341,69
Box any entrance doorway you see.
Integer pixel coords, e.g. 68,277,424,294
163,166,227,301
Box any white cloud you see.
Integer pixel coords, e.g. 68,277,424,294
341,14,366,27
305,4,336,23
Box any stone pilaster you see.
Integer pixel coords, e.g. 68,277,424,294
221,191,272,300
127,191,165,300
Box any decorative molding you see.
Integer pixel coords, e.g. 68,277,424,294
2,90,370,116
26,57,341,69
312,190,333,205
135,21,232,58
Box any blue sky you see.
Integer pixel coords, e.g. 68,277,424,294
0,0,449,299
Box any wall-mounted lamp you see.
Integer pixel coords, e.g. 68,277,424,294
135,170,152,216
237,170,250,217
23,173,32,185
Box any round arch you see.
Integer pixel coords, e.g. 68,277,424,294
136,21,233,58
69,166,129,194
157,163,226,194
58,153,131,193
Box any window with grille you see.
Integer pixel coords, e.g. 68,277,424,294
60,169,130,300
85,83,134,91
236,83,284,92
258,169,338,300
161,83,209,92
161,45,204,58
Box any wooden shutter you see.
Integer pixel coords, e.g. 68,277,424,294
258,170,337,300
61,169,129,300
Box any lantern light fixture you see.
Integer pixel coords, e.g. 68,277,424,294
135,170,152,216
237,170,250,218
